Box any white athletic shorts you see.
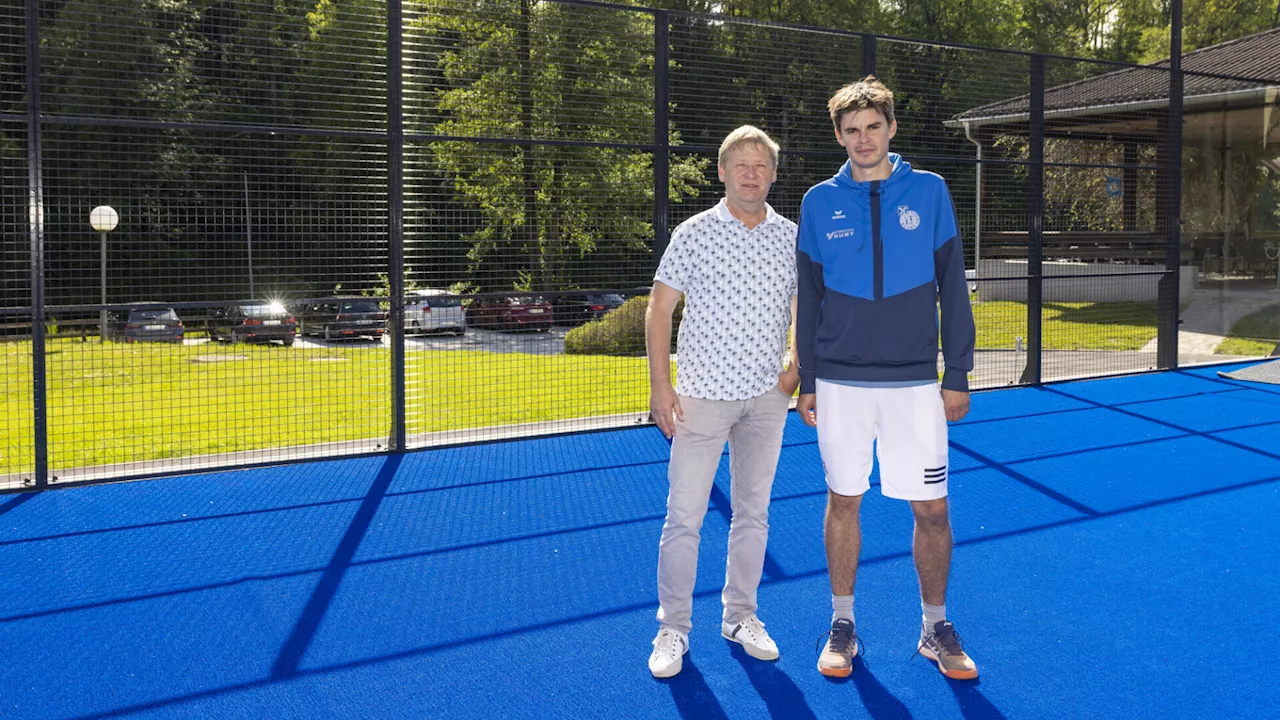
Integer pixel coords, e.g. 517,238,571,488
816,379,950,501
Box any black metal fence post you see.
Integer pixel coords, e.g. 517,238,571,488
26,0,48,488
1157,0,1183,369
1020,54,1045,385
862,35,876,77
652,10,670,271
388,0,407,450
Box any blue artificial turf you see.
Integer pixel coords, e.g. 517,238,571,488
1,362,1277,719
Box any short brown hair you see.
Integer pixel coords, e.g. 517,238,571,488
828,75,895,128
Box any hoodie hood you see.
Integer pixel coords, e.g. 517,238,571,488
833,152,912,194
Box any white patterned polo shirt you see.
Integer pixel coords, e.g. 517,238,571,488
655,199,798,401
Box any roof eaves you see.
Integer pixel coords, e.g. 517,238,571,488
943,85,1280,129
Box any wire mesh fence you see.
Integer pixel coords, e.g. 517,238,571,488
3,0,1277,489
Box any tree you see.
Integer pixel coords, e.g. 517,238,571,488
1136,0,1279,62
891,0,1023,47
35,0,200,303
290,0,390,295
421,0,707,292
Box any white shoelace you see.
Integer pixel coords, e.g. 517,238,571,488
653,629,685,659
736,615,771,645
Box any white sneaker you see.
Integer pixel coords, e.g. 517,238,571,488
649,627,689,678
722,614,780,661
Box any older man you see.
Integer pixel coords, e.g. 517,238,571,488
646,125,798,678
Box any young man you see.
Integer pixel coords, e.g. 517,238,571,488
794,77,978,680
646,126,799,679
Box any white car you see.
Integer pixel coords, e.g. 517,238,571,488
405,289,467,336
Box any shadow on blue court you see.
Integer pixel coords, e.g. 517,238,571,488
0,362,1276,719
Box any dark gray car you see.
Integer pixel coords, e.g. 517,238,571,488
301,298,387,341
208,302,297,346
552,292,625,326
107,306,184,344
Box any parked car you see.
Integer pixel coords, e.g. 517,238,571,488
551,292,625,326
208,301,297,346
107,305,184,344
404,289,467,336
465,295,553,331
301,297,387,341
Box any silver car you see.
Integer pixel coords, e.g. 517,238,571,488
405,289,467,336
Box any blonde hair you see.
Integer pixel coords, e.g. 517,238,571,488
718,125,780,168
828,75,895,128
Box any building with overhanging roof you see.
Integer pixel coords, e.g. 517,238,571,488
947,28,1280,288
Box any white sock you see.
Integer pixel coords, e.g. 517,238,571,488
832,594,854,624
922,601,946,632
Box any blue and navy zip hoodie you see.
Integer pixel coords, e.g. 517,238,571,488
796,153,975,394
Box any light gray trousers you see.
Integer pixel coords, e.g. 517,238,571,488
656,387,791,634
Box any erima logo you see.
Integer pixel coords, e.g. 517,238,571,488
898,205,921,230
826,228,857,241
831,209,845,220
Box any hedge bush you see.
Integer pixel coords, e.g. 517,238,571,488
564,295,682,356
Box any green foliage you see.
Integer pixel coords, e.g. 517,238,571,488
889,0,1023,48
996,135,1161,233
1016,0,1164,60
1141,0,1280,62
3,0,1276,309
565,295,682,356
565,295,649,356
422,0,708,291
361,273,421,298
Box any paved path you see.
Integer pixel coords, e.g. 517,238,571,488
967,350,1244,388
1140,287,1280,355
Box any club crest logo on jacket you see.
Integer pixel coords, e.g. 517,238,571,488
897,205,921,231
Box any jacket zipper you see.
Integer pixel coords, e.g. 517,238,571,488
870,180,883,301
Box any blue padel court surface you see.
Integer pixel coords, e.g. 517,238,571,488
2,363,1277,719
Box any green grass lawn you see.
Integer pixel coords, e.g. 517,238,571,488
1215,303,1280,356
0,340,652,475
1,300,1160,476
405,349,652,432
973,301,1159,351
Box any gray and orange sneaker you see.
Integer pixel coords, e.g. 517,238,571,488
917,620,978,680
817,618,859,677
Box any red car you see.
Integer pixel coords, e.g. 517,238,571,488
465,295,553,331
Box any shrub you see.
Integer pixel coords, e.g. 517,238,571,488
565,295,682,356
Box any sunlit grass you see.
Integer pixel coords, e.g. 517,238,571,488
1,301,1166,476
973,301,1159,351
1215,303,1280,356
0,339,654,475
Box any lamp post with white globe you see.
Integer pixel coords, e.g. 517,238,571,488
90,205,118,342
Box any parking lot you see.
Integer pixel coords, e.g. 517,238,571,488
184,326,572,355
